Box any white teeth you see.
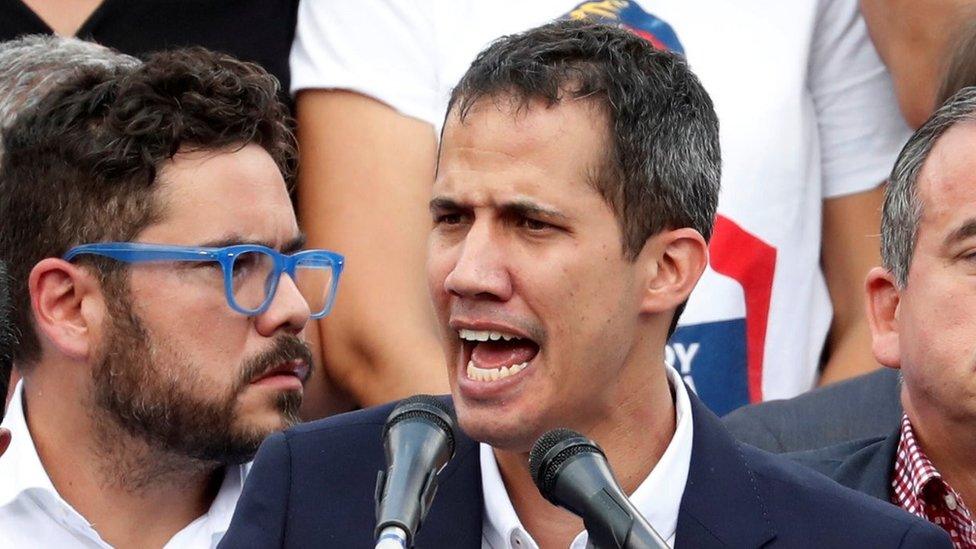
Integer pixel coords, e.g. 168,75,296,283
458,329,520,342
465,360,529,382
459,329,489,341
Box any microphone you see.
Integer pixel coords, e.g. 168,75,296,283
374,395,458,548
529,429,669,549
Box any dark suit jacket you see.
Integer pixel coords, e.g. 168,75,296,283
221,393,948,548
723,368,903,453
788,428,901,502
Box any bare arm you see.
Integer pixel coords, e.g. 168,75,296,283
295,89,449,409
818,185,885,386
860,0,975,128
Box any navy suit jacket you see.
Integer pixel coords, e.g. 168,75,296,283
723,368,903,453
221,393,948,548
788,428,902,503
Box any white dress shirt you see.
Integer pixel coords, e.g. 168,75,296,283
0,382,248,548
480,365,693,549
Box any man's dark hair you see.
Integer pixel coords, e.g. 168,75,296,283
0,261,12,417
0,47,297,368
445,20,721,333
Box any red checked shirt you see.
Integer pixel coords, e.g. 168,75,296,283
892,414,976,548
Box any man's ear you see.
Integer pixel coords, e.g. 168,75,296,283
638,228,709,315
28,258,105,361
864,266,901,369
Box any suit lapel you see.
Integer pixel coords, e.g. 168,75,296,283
832,427,900,501
417,394,783,548
676,392,777,548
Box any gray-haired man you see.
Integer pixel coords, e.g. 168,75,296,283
793,86,976,546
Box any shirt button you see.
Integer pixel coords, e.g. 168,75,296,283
946,493,959,511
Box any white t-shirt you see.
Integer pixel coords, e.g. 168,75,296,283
291,0,911,414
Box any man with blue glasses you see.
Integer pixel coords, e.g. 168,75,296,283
0,39,342,548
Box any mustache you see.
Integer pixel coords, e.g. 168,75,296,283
236,336,314,389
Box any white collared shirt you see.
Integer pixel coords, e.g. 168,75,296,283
480,365,693,549
0,381,248,548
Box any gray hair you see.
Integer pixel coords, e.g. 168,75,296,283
884,86,976,286
0,35,139,164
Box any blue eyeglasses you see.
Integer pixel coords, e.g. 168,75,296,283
63,242,345,319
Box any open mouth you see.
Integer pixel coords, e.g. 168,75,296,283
459,328,540,382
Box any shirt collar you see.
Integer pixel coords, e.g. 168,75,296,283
480,365,694,548
0,380,249,546
897,414,941,499
893,413,971,514
0,380,62,509
165,462,249,548
207,462,250,541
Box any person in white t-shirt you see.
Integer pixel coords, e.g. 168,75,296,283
860,0,976,128
290,0,911,415
0,38,320,548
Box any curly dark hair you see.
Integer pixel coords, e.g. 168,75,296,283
0,47,297,367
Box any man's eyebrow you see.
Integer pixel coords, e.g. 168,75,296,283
281,234,307,254
429,196,462,212
500,200,568,221
944,219,976,248
428,197,568,220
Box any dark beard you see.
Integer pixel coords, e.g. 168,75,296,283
90,292,311,466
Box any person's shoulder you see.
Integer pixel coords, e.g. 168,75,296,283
222,395,477,548
784,435,888,472
722,369,901,452
740,444,949,546
290,399,398,435
275,399,402,456
276,395,457,459
744,441,878,504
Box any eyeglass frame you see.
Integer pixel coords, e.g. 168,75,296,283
62,242,345,319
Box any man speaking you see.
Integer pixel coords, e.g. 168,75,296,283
222,20,948,548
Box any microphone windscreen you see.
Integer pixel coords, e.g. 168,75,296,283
383,394,458,455
529,428,603,496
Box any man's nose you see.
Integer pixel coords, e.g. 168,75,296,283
443,222,512,301
255,273,311,337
